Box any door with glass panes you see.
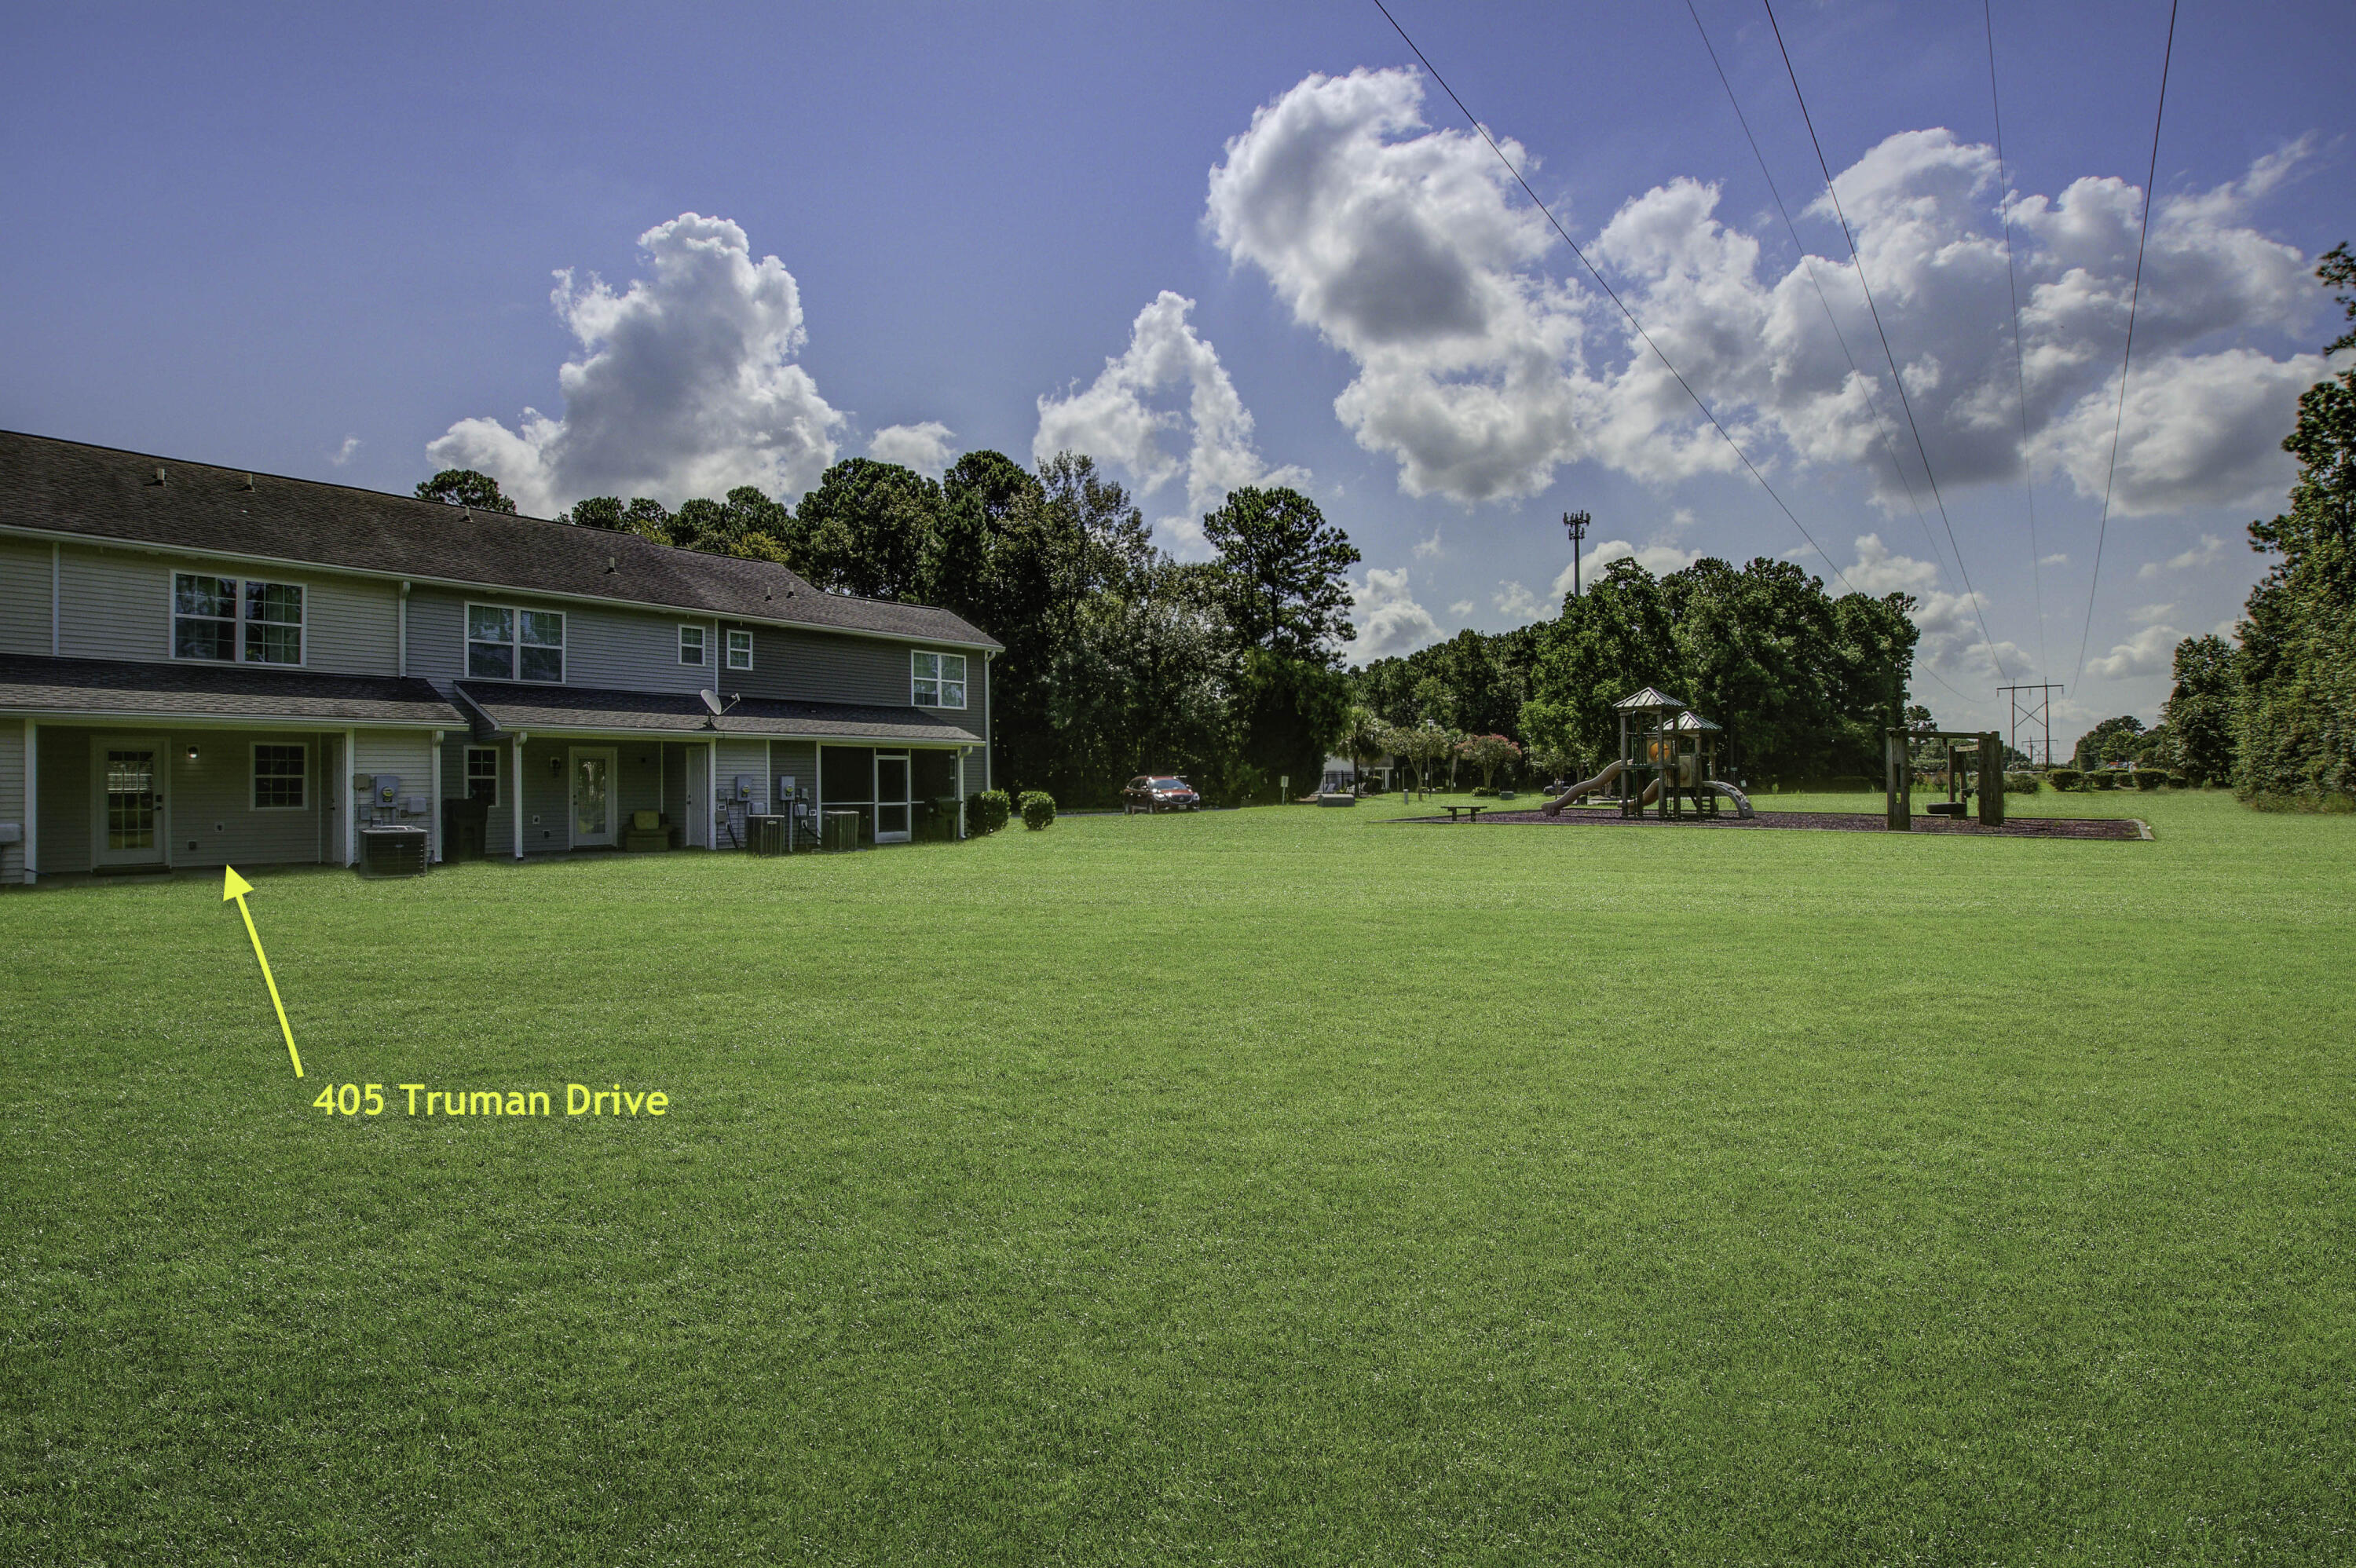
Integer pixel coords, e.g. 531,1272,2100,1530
93,735,168,868
570,747,617,847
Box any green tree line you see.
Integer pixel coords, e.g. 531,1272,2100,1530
2071,243,2356,805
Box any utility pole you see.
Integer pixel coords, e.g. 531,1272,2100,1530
1563,510,1591,599
1996,683,2065,767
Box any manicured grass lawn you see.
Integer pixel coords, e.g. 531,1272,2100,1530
5,788,2351,1562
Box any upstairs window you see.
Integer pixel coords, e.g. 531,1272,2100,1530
174,572,302,664
726,629,754,671
912,651,966,708
679,625,706,666
467,604,564,683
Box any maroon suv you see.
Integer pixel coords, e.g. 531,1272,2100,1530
1121,775,1201,813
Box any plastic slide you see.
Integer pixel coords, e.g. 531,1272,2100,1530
1703,780,1755,818
1542,758,1626,816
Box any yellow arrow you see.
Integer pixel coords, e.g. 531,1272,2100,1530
223,866,303,1078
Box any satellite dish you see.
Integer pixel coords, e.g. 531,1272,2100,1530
698,689,723,716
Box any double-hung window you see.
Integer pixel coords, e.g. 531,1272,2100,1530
464,745,499,806
912,651,966,708
679,625,706,666
726,629,754,671
467,604,565,682
252,743,307,809
174,572,303,664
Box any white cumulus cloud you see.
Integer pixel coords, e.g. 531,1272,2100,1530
1034,290,1305,554
1208,70,2325,521
429,213,843,517
867,422,958,477
1349,565,1444,658
2085,622,2182,680
2136,532,2229,579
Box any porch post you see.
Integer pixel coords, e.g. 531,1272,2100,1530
22,720,37,884
343,726,357,865
956,748,966,839
428,729,443,862
511,733,525,860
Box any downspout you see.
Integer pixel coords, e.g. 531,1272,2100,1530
50,543,60,655
398,579,411,677
512,732,528,860
342,727,357,865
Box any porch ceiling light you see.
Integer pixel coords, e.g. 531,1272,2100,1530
185,744,200,762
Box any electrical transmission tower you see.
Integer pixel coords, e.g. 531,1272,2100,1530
1997,683,2065,766
1563,510,1591,598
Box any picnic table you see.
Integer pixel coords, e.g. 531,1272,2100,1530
1442,804,1487,823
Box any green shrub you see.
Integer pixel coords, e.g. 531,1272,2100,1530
2047,768,2083,791
2091,771,2120,790
967,790,1011,835
2168,773,2190,788
2003,773,2040,794
1019,791,1056,831
1470,786,1498,799
2133,770,2167,791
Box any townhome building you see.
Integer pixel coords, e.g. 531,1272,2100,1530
0,431,998,884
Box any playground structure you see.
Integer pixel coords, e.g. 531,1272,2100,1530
1886,728,2004,829
1542,687,1754,820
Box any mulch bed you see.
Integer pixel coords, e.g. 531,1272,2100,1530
1403,807,2149,841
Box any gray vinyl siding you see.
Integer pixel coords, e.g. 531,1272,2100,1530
351,730,434,853
298,577,399,675
35,726,92,875
405,587,464,688
56,547,163,660
716,739,770,815
768,740,817,802
0,538,50,655
406,584,716,696
51,544,397,673
163,733,333,869
0,718,23,883
741,625,963,707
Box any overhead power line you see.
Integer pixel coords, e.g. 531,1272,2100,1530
1983,0,2051,679
1368,0,1856,595
1760,0,2010,685
2073,0,2179,685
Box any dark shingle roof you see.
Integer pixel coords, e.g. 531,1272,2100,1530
456,681,983,746
0,429,1000,649
0,653,463,726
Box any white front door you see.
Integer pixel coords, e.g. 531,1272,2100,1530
93,734,168,868
569,747,617,847
875,751,911,843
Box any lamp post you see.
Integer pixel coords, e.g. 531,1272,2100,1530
1563,510,1591,599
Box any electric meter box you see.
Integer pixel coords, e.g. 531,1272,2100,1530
734,774,758,801
373,774,401,807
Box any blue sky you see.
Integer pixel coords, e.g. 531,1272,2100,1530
6,1,2351,733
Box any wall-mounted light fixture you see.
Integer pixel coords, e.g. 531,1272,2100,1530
549,755,564,777
185,744,201,762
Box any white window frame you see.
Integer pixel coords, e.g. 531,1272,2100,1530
464,744,500,807
726,628,754,671
465,601,565,684
679,624,706,666
171,571,306,667
912,650,966,709
251,741,308,810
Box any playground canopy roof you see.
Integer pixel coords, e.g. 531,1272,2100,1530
1672,711,1722,732
1615,687,1685,711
